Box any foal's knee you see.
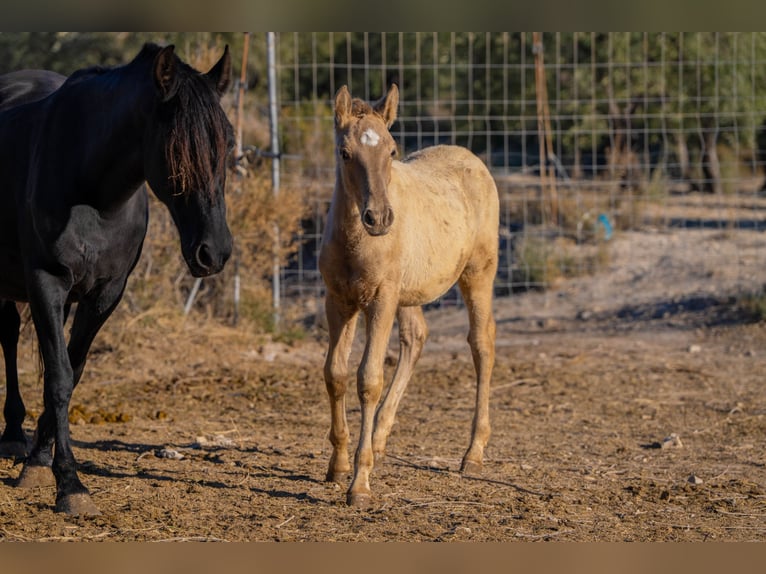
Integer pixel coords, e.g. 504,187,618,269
324,365,349,400
356,366,385,407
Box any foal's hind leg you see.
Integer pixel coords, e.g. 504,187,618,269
457,264,497,475
0,301,27,458
372,305,428,463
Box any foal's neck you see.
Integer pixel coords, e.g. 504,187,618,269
330,173,370,243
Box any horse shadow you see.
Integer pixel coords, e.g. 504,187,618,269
65,437,327,503
1,435,323,501
668,217,766,231
495,292,760,336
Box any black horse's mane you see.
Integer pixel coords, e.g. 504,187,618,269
60,43,232,196
65,66,107,84
164,63,232,196
141,43,232,196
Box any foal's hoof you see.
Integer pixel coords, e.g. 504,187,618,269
346,491,372,508
56,493,102,516
16,464,55,488
0,440,28,459
460,459,483,476
325,470,349,484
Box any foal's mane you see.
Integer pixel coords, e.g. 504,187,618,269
350,99,373,118
340,98,388,128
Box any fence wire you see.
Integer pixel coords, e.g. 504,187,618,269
261,32,766,322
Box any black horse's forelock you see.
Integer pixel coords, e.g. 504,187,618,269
164,70,232,197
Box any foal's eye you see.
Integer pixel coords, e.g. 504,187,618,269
340,149,351,161
390,148,397,158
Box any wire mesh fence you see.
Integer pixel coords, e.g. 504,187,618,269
258,32,766,324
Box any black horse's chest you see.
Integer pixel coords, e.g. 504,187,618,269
0,209,144,301
38,203,147,294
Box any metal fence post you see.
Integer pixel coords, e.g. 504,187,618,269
267,32,281,330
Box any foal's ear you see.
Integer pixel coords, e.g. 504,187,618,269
373,84,399,128
153,45,179,102
207,45,232,97
334,85,352,128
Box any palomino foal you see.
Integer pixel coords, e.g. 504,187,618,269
319,84,499,507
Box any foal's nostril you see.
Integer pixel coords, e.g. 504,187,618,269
195,242,214,270
384,207,394,227
362,209,376,228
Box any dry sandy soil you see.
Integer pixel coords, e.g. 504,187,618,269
1,192,765,542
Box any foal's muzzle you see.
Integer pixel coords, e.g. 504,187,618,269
361,206,394,236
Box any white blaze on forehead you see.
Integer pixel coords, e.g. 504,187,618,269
360,128,380,147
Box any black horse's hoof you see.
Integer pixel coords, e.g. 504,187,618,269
56,492,102,516
0,440,28,459
16,464,55,488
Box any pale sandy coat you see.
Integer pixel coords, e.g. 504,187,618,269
319,84,499,507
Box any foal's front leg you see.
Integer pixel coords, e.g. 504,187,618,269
347,287,398,507
323,295,359,483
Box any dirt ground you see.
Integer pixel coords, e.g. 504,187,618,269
1,193,766,542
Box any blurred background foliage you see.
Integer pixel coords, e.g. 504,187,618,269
3,32,766,336
1,32,304,336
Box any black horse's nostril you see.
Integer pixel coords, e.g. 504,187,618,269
362,209,376,228
195,242,214,270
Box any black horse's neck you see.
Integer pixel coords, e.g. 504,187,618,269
51,49,164,212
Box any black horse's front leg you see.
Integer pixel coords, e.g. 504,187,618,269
17,269,99,515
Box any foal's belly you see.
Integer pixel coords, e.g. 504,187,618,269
398,287,450,307
397,243,470,307
399,260,466,307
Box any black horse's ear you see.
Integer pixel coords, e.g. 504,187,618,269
154,45,179,102
207,45,232,97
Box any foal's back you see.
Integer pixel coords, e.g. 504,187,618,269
389,144,499,306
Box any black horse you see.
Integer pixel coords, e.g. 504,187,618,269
0,69,68,460
0,43,234,515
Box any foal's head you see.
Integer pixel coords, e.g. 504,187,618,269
334,84,399,236
143,44,234,277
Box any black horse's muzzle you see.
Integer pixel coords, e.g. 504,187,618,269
186,235,232,277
